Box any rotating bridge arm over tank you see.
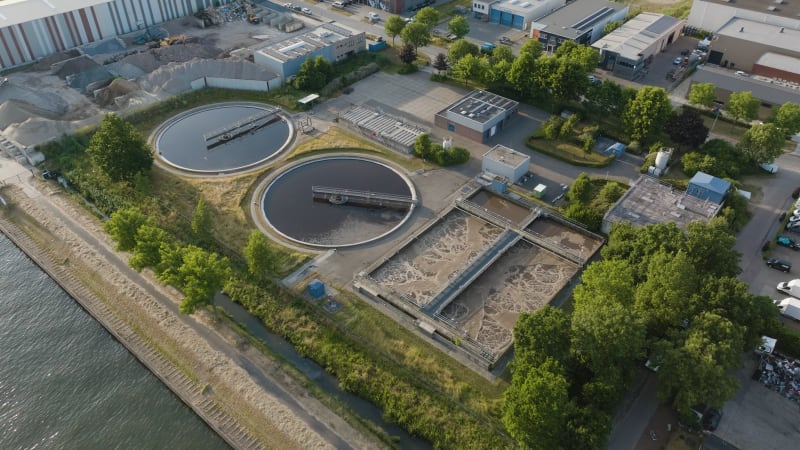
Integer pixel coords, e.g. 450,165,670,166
311,186,416,210
203,109,279,150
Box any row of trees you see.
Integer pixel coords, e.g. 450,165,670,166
689,83,800,136
504,219,779,447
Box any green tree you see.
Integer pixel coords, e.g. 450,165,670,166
657,312,743,413
513,307,572,369
597,182,625,207
486,58,513,86
451,53,487,88
564,203,603,231
533,55,588,102
312,55,334,82
688,82,716,108
384,15,406,45
191,197,213,245
665,108,709,150
737,123,785,163
294,56,325,90
725,91,759,124
573,259,635,307
519,39,543,59
634,251,700,334
503,358,569,450
508,51,537,97
159,245,231,314
567,173,592,204
129,223,172,271
702,277,778,351
447,39,479,64
572,294,646,387
773,102,800,135
554,41,599,73
400,22,431,53
414,133,432,160
415,6,439,30
87,114,153,182
447,15,469,38
104,207,148,251
585,80,632,115
624,86,673,141
684,219,741,278
601,222,685,282
491,45,514,64
244,230,278,281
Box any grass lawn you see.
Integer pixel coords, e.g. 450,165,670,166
628,0,693,18
527,137,614,167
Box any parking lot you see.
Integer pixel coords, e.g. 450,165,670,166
600,36,704,90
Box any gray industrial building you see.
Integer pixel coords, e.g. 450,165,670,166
528,0,628,53
434,90,519,143
253,23,365,81
592,12,684,79
0,0,237,70
601,175,722,234
481,145,530,183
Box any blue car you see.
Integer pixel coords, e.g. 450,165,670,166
777,235,800,250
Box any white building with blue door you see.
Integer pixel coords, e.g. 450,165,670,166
473,0,565,30
253,23,365,82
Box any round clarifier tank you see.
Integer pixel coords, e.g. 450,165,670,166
154,103,292,173
261,157,416,248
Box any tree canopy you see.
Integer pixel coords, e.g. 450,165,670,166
158,244,231,314
244,230,278,281
687,83,716,108
447,39,479,64
725,91,759,123
447,15,469,38
414,6,439,30
665,107,709,150
384,15,406,45
400,22,431,52
452,53,487,87
737,122,785,163
623,86,673,142
773,102,800,135
104,207,148,251
87,114,153,183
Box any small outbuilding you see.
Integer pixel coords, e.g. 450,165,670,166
686,171,730,204
434,90,519,143
481,145,530,184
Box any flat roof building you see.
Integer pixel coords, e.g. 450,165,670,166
601,175,722,234
254,23,365,81
754,53,800,85
691,65,800,108
434,90,519,143
688,0,800,36
481,145,530,183
704,18,800,72
473,0,566,30
529,0,628,52
592,12,684,79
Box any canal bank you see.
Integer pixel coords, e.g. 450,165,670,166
0,179,383,450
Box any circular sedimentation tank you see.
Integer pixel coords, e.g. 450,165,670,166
261,157,416,248
154,103,292,173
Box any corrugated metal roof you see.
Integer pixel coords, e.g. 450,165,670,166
0,0,110,28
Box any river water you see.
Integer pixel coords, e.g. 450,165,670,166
0,234,228,450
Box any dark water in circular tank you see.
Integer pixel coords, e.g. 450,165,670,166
156,104,290,172
262,158,413,247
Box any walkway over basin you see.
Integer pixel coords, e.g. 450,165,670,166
312,186,416,210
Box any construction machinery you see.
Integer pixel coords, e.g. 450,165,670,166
132,26,168,45
246,5,261,24
159,34,187,47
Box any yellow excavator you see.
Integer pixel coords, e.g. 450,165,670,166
160,34,187,47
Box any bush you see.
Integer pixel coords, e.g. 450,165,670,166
542,116,564,141
398,64,418,74
430,74,448,82
626,140,642,155
640,152,657,173
583,136,595,154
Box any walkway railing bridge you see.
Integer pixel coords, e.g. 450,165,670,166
312,186,416,210
203,109,279,150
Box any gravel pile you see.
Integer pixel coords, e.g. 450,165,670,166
138,59,277,96
0,100,35,130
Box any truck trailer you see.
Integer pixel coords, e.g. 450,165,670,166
775,298,800,321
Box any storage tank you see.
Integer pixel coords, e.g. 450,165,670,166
655,151,670,171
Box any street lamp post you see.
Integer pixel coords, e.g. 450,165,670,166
711,106,721,133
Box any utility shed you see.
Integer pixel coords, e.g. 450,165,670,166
481,145,530,183
686,171,730,204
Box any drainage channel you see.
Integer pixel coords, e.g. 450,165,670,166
215,294,432,450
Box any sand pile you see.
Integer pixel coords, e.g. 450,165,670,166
93,78,141,107
3,117,73,147
0,100,36,131
0,84,69,117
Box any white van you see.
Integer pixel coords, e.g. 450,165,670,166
368,12,380,21
759,161,778,173
332,1,345,8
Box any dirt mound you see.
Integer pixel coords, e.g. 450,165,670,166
0,100,37,131
93,78,141,107
4,117,73,147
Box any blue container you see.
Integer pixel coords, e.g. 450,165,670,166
307,279,325,299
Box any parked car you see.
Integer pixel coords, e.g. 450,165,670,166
788,215,800,225
759,161,779,173
368,12,380,21
41,170,59,180
301,7,312,14
673,56,683,65
588,75,601,85
767,258,792,272
499,36,512,45
778,235,800,250
332,1,345,7
445,33,458,41
404,16,414,23
702,408,722,432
